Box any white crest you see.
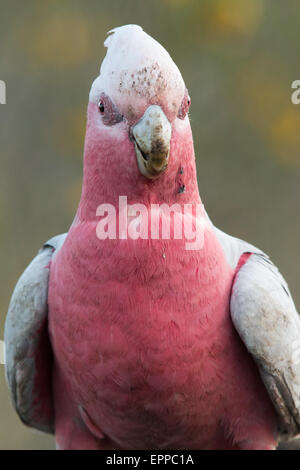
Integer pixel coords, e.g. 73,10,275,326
89,25,185,120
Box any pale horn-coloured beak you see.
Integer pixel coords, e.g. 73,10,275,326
132,105,172,179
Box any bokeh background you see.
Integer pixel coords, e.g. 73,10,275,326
1,0,300,449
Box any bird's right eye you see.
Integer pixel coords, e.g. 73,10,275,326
97,93,123,126
98,100,105,113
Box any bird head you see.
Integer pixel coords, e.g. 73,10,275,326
81,25,199,215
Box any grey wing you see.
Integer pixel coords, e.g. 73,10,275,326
211,221,300,438
4,233,67,434
230,251,300,438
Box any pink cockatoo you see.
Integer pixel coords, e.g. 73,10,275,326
5,25,300,450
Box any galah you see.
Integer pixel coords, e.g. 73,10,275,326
5,25,300,450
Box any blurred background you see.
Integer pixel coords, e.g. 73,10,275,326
1,0,300,449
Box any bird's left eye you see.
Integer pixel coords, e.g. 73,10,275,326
178,89,191,120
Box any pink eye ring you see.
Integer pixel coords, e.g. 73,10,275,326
97,94,123,126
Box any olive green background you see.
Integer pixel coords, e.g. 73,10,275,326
1,0,300,449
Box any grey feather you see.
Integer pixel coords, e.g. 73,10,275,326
230,251,300,438
213,225,264,268
210,219,300,439
4,233,67,434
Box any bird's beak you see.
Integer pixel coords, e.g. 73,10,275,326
132,105,172,179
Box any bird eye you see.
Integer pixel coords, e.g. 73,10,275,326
98,100,105,113
178,89,191,120
97,93,123,126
